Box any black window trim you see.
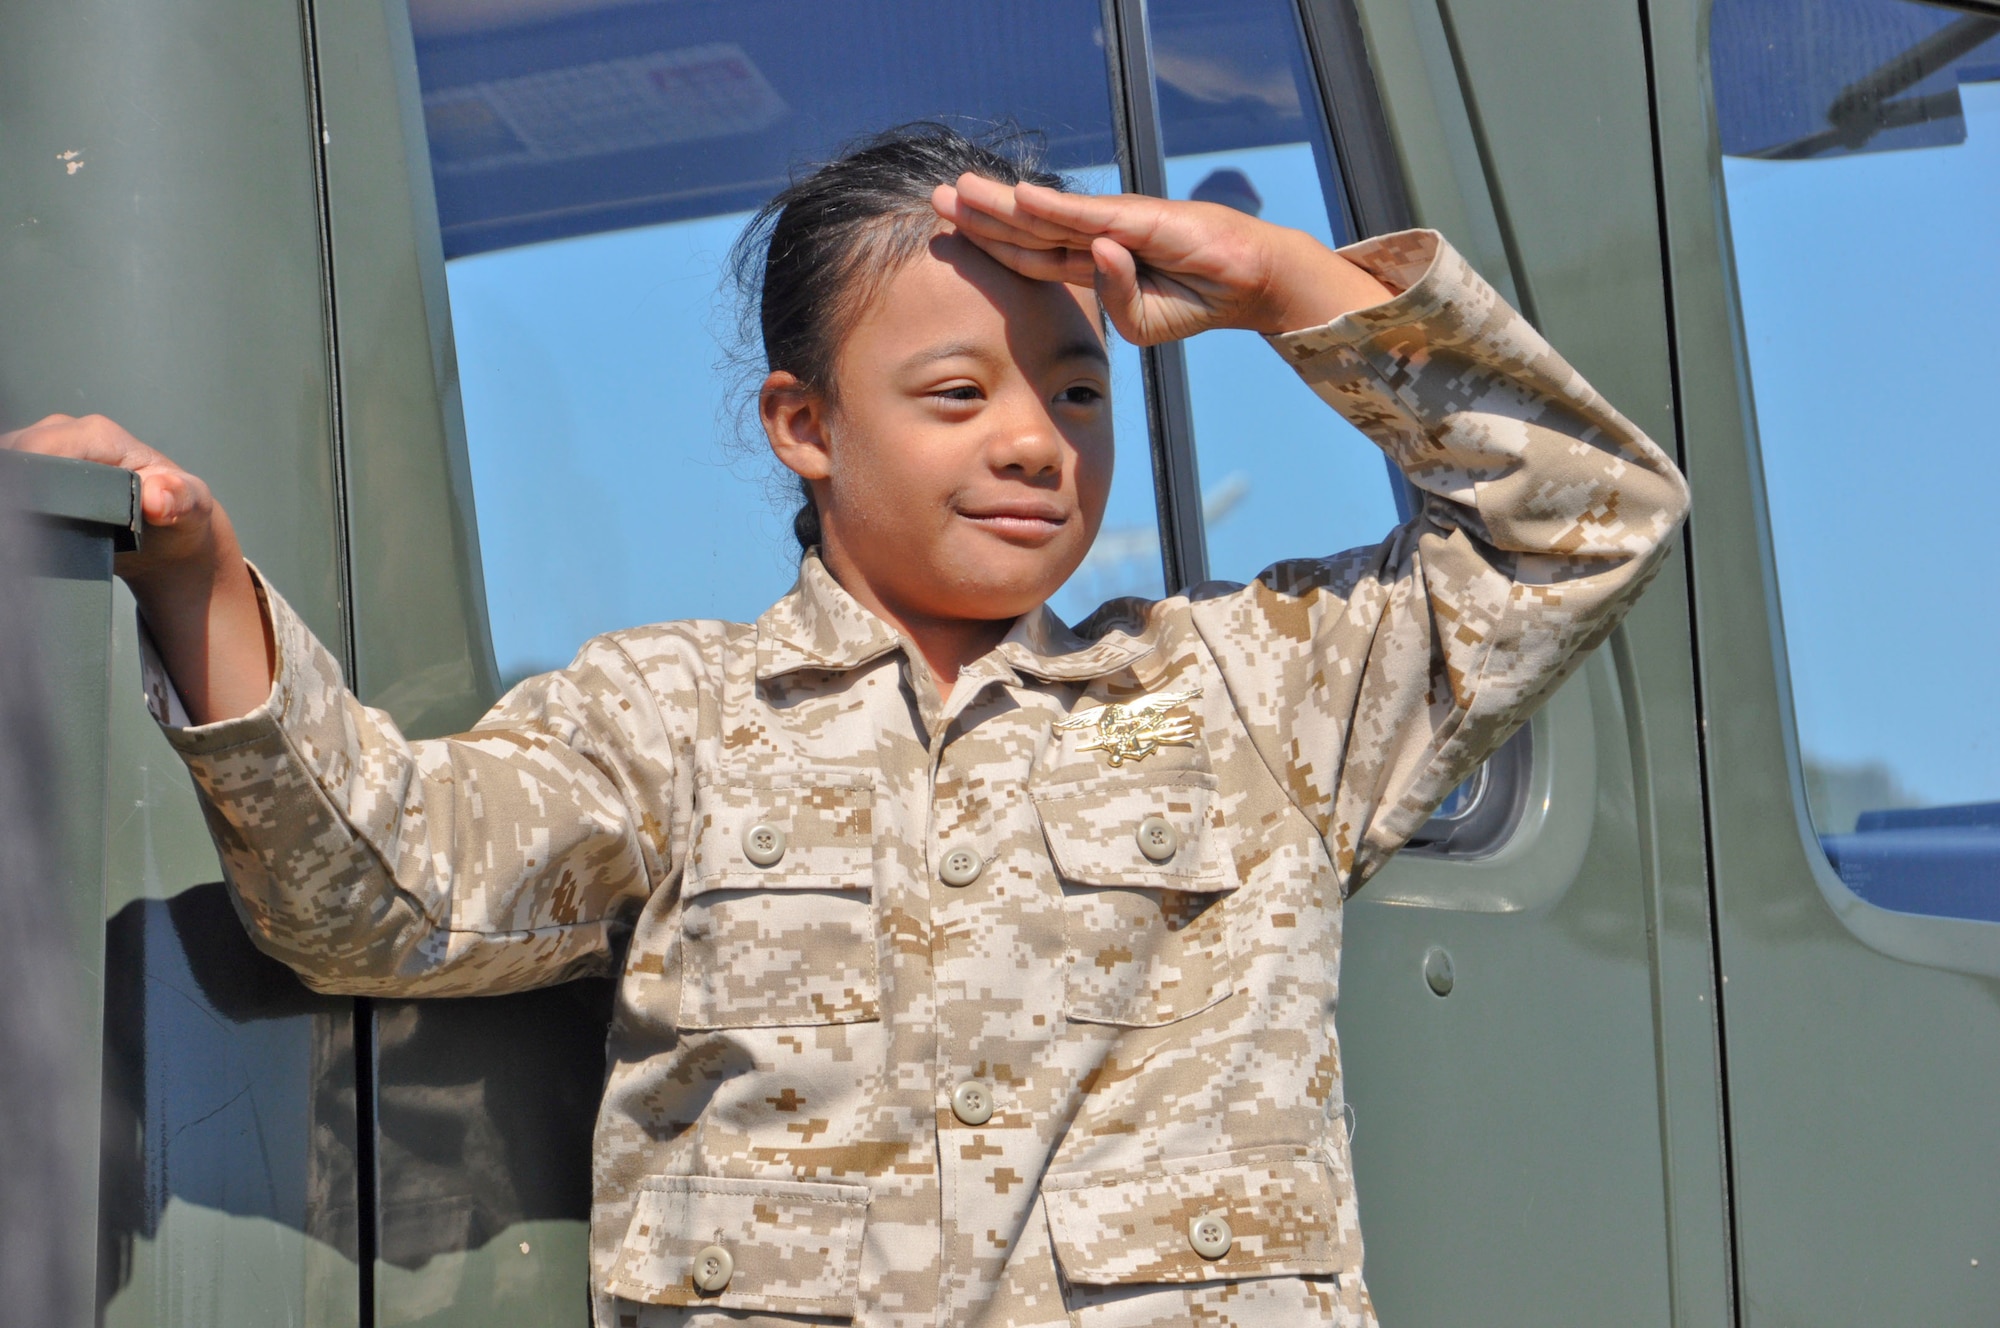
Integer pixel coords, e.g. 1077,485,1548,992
1099,0,1418,596
1099,0,1209,594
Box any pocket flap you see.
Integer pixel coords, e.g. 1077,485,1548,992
1042,1147,1356,1285
1032,771,1228,889
688,775,876,895
604,1175,869,1314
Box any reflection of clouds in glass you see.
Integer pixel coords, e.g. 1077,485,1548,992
1152,50,1301,116
1801,756,1921,837
1072,474,1250,582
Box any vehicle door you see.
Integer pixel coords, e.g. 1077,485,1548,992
1653,0,2000,1321
1326,0,1732,1322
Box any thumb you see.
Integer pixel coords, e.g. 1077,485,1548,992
1090,238,1148,344
136,466,206,528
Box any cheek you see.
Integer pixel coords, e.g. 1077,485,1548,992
1074,429,1116,525
829,421,945,528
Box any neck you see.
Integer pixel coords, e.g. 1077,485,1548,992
816,550,1013,702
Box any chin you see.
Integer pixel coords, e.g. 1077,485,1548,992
939,582,1042,623
921,573,1057,625
960,552,1078,617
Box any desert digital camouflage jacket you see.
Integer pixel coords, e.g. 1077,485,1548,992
151,230,1689,1328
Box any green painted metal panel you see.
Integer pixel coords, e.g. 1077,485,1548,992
313,0,500,740
1648,0,2000,1321
6,451,139,1328
0,1,363,1323
1340,0,1732,1323
305,3,601,1319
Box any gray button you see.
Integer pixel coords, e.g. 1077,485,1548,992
951,1080,994,1126
1188,1214,1232,1260
691,1243,734,1292
1136,815,1179,862
939,846,984,888
742,822,786,867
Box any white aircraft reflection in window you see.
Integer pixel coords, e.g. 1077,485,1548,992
1066,472,1250,605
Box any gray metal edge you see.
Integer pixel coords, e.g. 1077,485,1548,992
2,451,141,544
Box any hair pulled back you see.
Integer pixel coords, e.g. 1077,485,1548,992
730,123,1067,552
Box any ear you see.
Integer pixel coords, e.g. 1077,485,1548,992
760,371,833,483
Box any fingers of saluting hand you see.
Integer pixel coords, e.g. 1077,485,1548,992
950,226,1102,287
1086,238,1150,339
936,175,1165,254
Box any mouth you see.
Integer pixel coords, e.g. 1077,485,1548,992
956,498,1070,543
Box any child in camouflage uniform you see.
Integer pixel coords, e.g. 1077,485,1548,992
7,125,1687,1326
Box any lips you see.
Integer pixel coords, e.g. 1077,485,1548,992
957,497,1069,542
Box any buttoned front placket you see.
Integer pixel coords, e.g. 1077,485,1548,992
917,656,1014,1322
915,624,1160,1325
907,653,1046,1324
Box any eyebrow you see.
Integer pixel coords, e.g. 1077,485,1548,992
899,337,1110,372
1049,336,1112,368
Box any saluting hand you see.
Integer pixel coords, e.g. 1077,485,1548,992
931,175,1393,346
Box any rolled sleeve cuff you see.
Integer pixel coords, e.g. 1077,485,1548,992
1262,228,1460,365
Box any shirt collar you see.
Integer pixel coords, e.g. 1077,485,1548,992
992,602,1158,681
754,552,1157,684
754,553,903,680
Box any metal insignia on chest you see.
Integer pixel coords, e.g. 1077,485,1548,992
1053,687,1202,767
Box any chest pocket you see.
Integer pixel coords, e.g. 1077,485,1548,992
1032,770,1235,1027
678,775,878,1029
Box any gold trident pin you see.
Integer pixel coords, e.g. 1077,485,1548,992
1054,687,1202,767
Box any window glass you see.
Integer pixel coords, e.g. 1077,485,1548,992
1052,163,1168,625
1147,0,1404,581
407,0,1151,684
1143,0,1520,854
1710,0,2000,919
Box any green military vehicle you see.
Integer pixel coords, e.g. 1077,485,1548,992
5,0,1996,1322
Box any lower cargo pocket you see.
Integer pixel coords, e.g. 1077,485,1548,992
1041,1145,1360,1303
604,1175,868,1319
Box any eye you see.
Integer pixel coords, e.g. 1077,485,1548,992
1057,383,1105,406
933,384,983,403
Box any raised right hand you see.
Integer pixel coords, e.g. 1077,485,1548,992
3,414,223,589
2,413,273,724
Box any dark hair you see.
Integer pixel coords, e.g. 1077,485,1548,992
730,122,1067,552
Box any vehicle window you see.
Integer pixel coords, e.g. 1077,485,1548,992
1710,0,2000,919
406,0,1154,684
1145,0,1404,582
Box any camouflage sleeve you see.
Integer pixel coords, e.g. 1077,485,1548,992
1192,229,1689,892
148,566,667,996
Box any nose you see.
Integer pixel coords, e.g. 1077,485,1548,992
986,396,1064,480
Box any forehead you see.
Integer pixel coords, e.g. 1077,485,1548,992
846,228,1104,356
